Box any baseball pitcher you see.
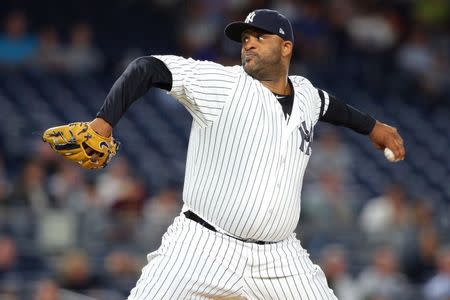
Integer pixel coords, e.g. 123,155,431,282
43,9,405,299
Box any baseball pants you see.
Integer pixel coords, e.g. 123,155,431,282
128,213,337,299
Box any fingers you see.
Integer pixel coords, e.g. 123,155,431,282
393,129,405,161
370,122,406,161
386,128,405,161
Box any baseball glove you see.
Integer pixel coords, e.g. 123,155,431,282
42,122,119,169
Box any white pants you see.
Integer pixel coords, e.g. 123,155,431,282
128,213,337,299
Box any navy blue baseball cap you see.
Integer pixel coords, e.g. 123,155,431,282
225,9,294,43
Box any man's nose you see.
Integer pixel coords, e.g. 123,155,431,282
243,36,257,51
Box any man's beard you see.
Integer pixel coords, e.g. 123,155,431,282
242,55,265,79
241,53,280,80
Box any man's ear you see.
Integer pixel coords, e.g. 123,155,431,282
282,41,293,58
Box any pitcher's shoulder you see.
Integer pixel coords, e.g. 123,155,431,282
227,64,244,75
289,75,314,88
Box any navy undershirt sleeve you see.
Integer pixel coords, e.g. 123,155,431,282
319,92,376,135
96,56,172,127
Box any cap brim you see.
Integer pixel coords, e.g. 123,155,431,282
224,21,271,43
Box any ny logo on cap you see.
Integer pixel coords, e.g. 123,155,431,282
245,11,256,23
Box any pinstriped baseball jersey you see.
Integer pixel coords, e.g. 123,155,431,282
153,55,330,242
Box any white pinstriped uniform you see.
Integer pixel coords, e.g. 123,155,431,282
128,55,337,299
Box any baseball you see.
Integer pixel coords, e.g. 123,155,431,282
384,148,397,162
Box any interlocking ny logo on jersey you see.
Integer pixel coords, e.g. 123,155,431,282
298,121,313,155
245,12,256,23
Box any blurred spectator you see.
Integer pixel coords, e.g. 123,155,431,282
77,178,109,252
397,25,449,104
320,244,359,300
106,178,146,249
63,23,103,74
110,177,146,218
35,277,109,300
403,226,439,284
424,246,450,300
177,1,221,59
0,11,38,68
359,184,412,247
10,160,51,213
346,4,398,53
96,158,146,248
47,162,84,210
0,288,19,300
34,279,61,300
401,199,439,284
397,26,434,78
97,157,146,251
412,199,437,230
302,128,356,243
96,157,134,208
271,0,300,21
30,26,66,72
34,142,61,176
103,250,140,296
37,209,77,253
0,236,22,292
307,127,352,183
322,0,357,63
75,178,103,213
57,249,100,294
357,246,411,300
302,171,355,234
139,184,182,251
291,1,330,62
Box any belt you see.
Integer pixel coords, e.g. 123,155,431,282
183,210,274,245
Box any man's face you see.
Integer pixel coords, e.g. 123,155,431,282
240,29,285,80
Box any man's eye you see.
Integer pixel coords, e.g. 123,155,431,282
257,34,265,40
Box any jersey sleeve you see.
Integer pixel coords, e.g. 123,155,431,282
316,88,330,122
292,76,330,125
152,55,239,127
307,81,330,125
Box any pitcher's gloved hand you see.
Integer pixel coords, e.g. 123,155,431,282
42,122,119,169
